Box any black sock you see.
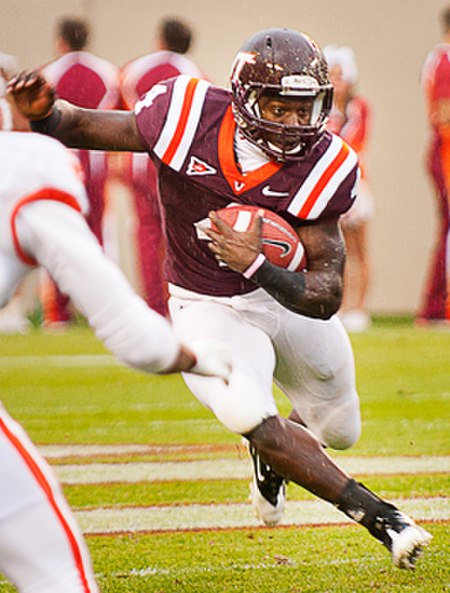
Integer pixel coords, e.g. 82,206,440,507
336,479,397,546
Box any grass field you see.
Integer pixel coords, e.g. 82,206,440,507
0,321,448,592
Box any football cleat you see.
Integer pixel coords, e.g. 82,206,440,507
373,507,432,570
246,440,286,526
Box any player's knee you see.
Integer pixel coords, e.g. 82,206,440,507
210,376,276,435
323,422,360,450
213,396,269,434
319,400,361,450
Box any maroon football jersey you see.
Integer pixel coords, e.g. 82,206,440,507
135,76,359,296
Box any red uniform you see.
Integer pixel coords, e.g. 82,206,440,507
41,51,120,325
419,43,450,321
119,51,205,316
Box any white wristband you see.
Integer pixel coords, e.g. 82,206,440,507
243,253,266,279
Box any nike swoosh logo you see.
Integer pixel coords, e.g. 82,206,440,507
262,186,290,197
262,238,291,256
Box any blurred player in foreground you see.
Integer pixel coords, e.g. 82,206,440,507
40,16,120,328
0,130,231,593
8,28,431,570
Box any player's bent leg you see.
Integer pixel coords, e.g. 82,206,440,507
169,293,285,523
183,366,277,434
274,312,361,449
245,415,431,569
169,296,278,434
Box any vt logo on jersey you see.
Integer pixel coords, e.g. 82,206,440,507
186,156,217,176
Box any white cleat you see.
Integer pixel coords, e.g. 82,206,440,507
388,521,432,570
377,508,432,570
246,440,286,526
249,475,286,526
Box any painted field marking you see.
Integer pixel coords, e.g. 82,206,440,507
76,496,449,534
52,455,450,484
0,355,116,367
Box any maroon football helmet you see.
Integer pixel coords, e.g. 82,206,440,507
230,28,333,161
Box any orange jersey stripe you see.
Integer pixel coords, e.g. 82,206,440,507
11,188,82,266
161,78,199,165
298,143,350,218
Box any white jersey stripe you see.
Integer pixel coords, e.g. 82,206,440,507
171,78,209,171
287,135,343,217
287,135,356,219
153,76,210,171
153,76,191,161
307,148,358,219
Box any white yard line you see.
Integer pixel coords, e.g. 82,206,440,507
76,497,449,534
0,355,116,367
52,455,450,484
43,444,162,457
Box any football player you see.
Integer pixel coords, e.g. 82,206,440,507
8,28,431,570
0,130,231,593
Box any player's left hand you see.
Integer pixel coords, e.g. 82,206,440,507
7,70,56,120
206,210,263,273
187,338,232,383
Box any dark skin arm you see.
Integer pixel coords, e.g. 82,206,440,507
207,211,345,319
7,70,144,151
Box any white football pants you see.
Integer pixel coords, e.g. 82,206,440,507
169,285,361,448
0,404,98,593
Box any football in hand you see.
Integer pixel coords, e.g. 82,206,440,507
215,204,306,272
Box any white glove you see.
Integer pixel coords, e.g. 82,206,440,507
187,338,232,383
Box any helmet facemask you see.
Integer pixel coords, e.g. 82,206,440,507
230,29,333,161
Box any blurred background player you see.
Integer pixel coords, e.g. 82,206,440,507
40,16,120,328
0,130,231,593
118,16,206,316
324,45,374,333
417,5,450,325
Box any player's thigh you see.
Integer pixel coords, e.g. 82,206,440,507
273,312,360,449
169,297,278,434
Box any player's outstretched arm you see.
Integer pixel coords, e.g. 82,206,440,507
207,212,344,319
7,70,144,152
16,200,231,382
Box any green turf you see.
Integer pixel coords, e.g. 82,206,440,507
0,322,448,592
64,474,449,508
1,325,449,453
88,524,447,593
